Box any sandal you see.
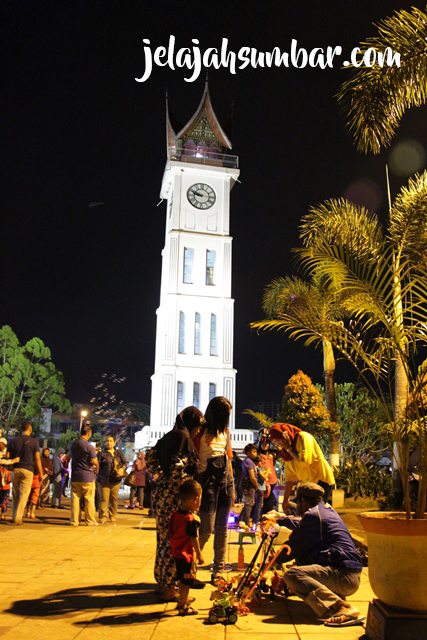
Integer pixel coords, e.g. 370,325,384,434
177,605,198,616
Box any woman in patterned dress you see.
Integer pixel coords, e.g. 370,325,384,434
146,406,205,601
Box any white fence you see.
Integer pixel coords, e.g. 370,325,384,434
134,426,254,452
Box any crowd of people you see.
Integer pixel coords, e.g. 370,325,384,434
0,421,148,526
0,402,364,625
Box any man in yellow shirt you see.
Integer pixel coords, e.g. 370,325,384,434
269,423,335,511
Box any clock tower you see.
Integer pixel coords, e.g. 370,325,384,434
150,82,239,430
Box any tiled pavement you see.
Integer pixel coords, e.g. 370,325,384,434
0,503,372,639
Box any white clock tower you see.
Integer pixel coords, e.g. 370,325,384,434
150,83,239,431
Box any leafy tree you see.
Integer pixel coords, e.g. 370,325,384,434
338,5,427,153
280,370,338,440
332,383,388,466
0,325,72,436
58,427,80,450
297,172,427,517
251,274,347,465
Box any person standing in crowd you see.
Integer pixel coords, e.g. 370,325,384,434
69,423,98,526
0,438,18,519
232,451,243,503
94,441,101,512
269,423,335,509
269,483,363,627
240,443,258,527
9,422,44,525
130,450,147,509
26,469,41,519
146,406,205,602
39,448,53,507
62,450,70,497
260,449,278,514
193,396,234,583
168,479,205,616
98,436,127,523
51,448,65,508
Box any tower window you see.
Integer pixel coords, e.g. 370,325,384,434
194,312,201,354
206,250,216,285
177,381,184,414
210,314,217,356
193,382,200,408
183,248,194,283
209,383,216,401
179,312,185,353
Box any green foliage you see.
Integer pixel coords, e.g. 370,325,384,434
338,6,427,153
242,409,274,429
58,427,80,450
297,172,427,517
335,462,393,500
319,383,388,466
0,325,72,435
280,370,338,437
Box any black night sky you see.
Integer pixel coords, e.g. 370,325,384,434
3,1,426,425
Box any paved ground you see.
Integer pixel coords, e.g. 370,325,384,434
0,499,373,640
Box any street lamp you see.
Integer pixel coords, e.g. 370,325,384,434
80,409,88,429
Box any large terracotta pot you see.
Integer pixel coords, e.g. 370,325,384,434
357,512,427,612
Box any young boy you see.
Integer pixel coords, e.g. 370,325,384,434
168,478,205,616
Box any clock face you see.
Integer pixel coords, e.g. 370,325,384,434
187,183,216,209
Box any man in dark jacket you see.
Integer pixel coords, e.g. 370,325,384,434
97,436,127,523
273,483,363,626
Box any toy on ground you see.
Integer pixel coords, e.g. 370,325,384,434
207,524,291,625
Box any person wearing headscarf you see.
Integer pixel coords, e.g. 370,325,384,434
269,423,335,511
146,406,205,601
39,448,53,506
51,448,65,509
129,451,147,509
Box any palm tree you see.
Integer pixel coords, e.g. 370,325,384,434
338,5,427,153
251,274,346,467
296,171,427,518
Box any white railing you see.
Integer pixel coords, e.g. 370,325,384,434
134,426,253,451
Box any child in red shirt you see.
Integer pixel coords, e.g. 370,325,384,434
169,479,205,615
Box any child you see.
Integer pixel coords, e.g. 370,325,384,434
168,478,205,616
26,469,41,519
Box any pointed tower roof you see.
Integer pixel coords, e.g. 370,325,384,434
165,90,177,153
176,81,232,150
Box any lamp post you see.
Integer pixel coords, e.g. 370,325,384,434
80,409,88,429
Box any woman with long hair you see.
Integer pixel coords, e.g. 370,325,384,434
146,406,205,601
193,396,234,582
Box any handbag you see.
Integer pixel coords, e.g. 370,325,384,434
109,454,126,482
124,472,136,487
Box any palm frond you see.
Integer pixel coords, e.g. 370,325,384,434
338,6,427,153
242,409,274,428
299,199,384,261
390,171,427,263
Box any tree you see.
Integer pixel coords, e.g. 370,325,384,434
251,274,346,466
338,5,427,154
280,370,338,440
0,325,72,435
332,383,388,467
296,172,427,517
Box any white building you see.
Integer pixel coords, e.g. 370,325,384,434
145,83,249,445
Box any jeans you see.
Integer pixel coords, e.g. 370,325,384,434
241,487,255,524
99,482,121,520
198,471,233,575
251,488,264,525
130,485,145,507
283,564,361,618
12,468,34,524
70,481,97,525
